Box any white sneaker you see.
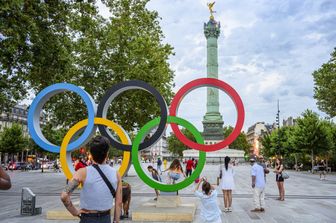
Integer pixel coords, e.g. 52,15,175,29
223,208,228,212
228,207,232,212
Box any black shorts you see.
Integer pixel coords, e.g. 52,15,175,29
276,174,284,182
186,169,192,176
122,187,131,203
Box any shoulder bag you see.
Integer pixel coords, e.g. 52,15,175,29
92,164,116,198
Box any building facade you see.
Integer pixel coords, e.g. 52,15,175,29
141,130,171,161
0,105,29,137
283,116,296,127
246,122,273,156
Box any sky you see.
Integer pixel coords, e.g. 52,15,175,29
99,0,336,132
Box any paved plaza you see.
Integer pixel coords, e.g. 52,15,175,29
0,163,336,223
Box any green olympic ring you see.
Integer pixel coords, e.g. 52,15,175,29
132,116,206,192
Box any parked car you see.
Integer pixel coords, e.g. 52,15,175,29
25,163,34,170
8,162,28,170
42,162,54,169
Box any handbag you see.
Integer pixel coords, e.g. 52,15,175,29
92,164,116,197
216,169,222,186
281,172,289,180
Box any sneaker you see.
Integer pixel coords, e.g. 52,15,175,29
260,208,265,212
223,208,228,212
154,197,158,201
120,214,128,220
228,207,232,212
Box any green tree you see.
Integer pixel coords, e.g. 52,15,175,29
318,119,336,167
1,0,175,133
96,0,174,132
260,132,275,158
0,123,27,161
223,126,251,155
167,129,196,156
312,48,336,117
292,110,333,171
0,1,76,113
259,126,297,165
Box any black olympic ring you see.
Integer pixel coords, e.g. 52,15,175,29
97,80,168,151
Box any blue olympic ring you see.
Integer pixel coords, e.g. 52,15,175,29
28,83,96,153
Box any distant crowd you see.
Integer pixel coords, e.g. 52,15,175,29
0,135,330,223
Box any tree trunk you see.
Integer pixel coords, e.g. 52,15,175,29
294,154,298,171
5,153,8,163
311,149,314,173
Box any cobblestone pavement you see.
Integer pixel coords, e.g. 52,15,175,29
0,163,336,223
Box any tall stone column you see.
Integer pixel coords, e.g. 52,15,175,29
202,18,224,144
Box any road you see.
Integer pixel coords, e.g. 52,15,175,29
0,163,335,222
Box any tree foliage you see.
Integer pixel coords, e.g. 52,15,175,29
167,129,196,156
0,0,174,136
260,126,295,158
313,48,336,117
259,109,335,170
223,126,251,155
0,123,27,154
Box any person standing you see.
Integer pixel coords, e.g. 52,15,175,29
75,157,87,171
258,156,270,181
274,158,285,201
157,157,162,174
250,157,266,212
0,166,11,190
220,156,235,212
121,180,131,220
194,177,222,223
319,160,327,180
185,158,194,177
163,159,167,170
60,136,122,223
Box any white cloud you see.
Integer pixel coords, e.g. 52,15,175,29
98,0,336,131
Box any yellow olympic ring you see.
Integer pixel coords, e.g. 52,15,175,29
60,117,131,180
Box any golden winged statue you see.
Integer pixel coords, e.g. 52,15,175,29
207,2,216,19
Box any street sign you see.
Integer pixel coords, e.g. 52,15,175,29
20,188,42,216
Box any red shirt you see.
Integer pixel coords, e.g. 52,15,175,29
75,161,86,171
186,160,194,170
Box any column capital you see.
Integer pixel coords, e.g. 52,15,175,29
204,19,220,39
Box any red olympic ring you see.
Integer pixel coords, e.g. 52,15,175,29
169,78,245,152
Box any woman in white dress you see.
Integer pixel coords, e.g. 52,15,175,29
220,156,235,212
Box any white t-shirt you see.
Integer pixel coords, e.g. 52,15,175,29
195,189,221,222
251,163,265,189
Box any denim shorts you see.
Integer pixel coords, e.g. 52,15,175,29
169,172,181,181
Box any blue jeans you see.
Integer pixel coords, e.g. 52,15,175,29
79,215,111,223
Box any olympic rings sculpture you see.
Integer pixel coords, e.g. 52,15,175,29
28,78,244,191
